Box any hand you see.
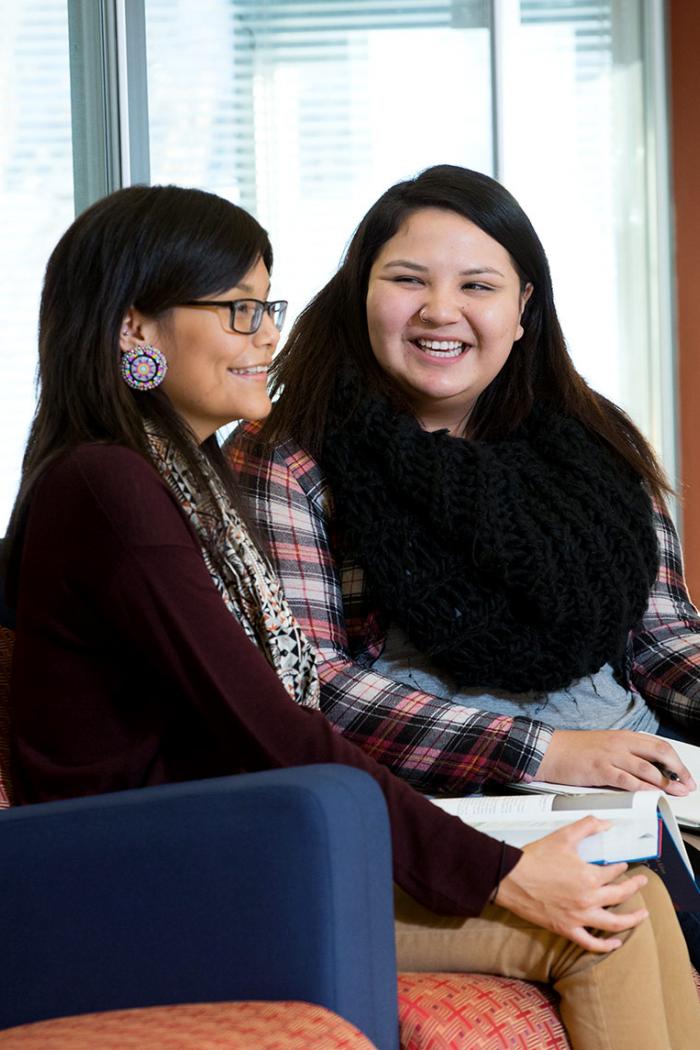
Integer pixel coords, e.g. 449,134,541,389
537,729,695,796
494,816,649,952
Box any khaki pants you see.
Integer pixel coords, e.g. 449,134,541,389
395,867,699,1050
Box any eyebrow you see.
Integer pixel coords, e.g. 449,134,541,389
381,260,505,278
234,281,271,297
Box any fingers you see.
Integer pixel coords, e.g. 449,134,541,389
663,777,694,797
537,729,697,792
589,904,650,933
568,924,645,953
595,870,648,904
556,815,614,847
564,867,647,917
535,816,619,870
537,819,632,878
608,734,694,789
633,737,696,791
570,928,623,953
568,902,650,950
561,889,650,952
607,764,692,796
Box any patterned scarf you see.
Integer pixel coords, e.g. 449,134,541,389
146,424,320,709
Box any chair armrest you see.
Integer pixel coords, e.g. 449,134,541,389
0,764,399,1049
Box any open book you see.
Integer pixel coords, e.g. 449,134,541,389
433,788,700,910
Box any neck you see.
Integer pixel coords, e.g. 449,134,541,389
416,404,473,438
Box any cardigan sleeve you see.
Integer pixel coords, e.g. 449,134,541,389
13,443,521,917
629,504,700,729
227,424,554,793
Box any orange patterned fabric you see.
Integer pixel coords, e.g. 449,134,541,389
1,977,699,1050
398,973,570,1050
398,970,700,1049
0,1001,378,1049
0,626,14,808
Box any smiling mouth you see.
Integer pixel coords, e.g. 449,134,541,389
228,365,268,376
411,338,468,359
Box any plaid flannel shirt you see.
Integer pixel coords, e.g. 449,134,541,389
228,423,700,795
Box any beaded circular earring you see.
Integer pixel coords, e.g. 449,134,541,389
120,344,168,391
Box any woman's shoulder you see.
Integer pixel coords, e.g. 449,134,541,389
227,422,324,489
227,420,311,463
44,442,159,499
55,440,151,471
38,443,191,547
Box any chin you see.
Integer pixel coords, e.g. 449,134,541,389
241,399,272,423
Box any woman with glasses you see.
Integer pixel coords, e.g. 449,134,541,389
5,183,698,1050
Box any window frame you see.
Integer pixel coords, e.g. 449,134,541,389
67,0,150,215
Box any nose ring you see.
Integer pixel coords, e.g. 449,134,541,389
419,307,431,324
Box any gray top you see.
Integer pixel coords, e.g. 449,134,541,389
375,623,660,734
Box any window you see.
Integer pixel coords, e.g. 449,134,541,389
0,0,675,531
499,1,665,445
145,0,493,337
0,0,74,532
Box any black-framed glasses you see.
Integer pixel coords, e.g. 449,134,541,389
181,298,288,335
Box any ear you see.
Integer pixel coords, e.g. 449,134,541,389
119,308,160,353
515,282,534,342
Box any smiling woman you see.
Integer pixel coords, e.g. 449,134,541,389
228,163,700,975
365,207,532,433
231,165,679,780
123,257,283,442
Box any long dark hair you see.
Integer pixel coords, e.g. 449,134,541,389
261,164,669,502
5,184,273,583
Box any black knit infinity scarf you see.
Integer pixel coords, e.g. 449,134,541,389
320,370,659,694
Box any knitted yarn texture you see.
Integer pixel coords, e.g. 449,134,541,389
320,372,659,694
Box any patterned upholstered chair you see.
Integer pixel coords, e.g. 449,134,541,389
1,562,697,1050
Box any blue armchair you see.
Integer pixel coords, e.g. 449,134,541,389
0,765,399,1049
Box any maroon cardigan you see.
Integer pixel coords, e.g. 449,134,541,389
9,443,520,915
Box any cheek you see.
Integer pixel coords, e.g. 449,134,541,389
366,293,406,353
479,303,524,346
226,333,256,363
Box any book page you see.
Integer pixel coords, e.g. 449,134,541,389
643,735,700,828
657,795,695,875
431,794,659,864
433,794,555,822
551,790,661,818
433,791,660,824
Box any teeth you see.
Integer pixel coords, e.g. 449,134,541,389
229,365,268,375
416,339,465,358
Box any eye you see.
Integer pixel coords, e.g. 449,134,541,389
462,281,493,292
392,275,424,285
